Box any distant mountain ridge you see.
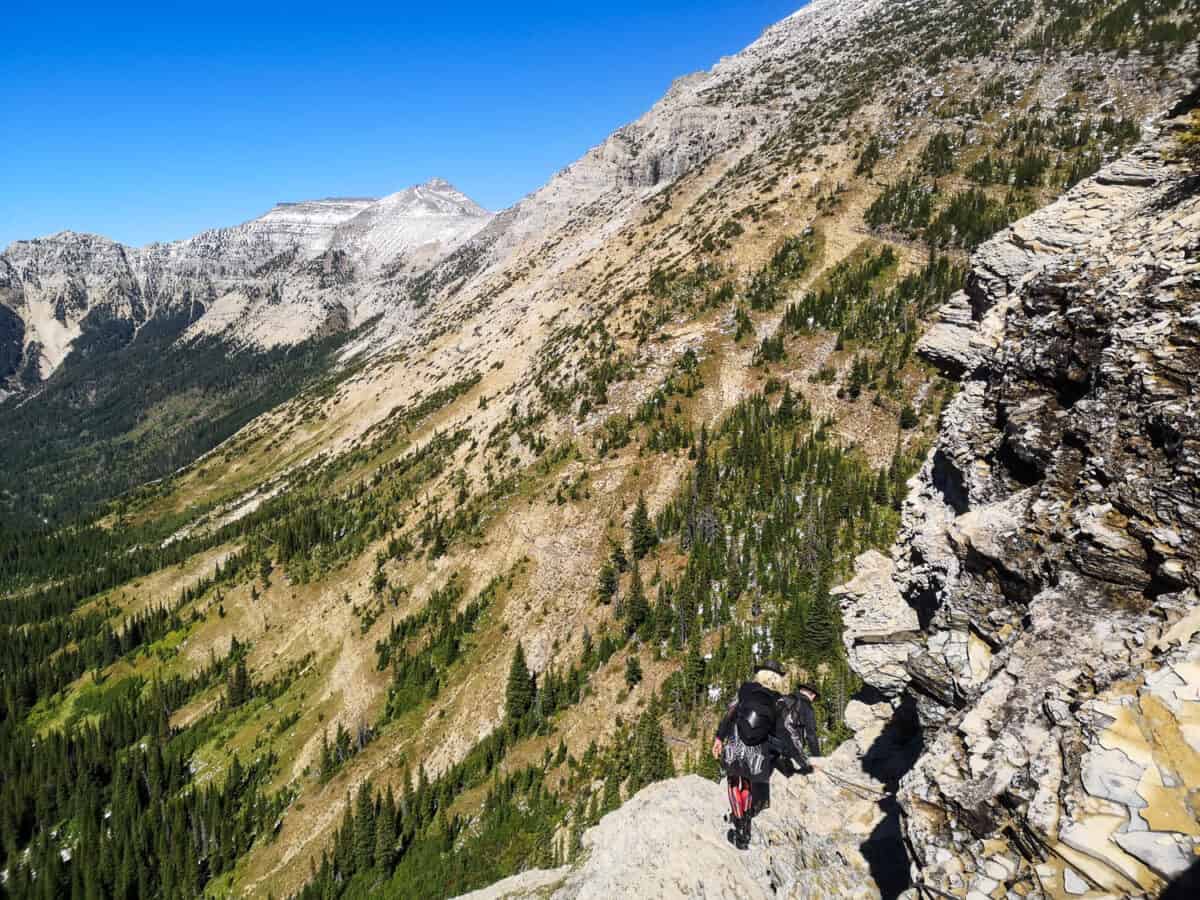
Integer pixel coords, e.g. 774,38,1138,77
0,178,491,394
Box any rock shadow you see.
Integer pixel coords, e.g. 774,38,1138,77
1160,857,1200,899
857,692,924,900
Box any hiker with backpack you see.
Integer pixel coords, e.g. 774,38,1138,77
711,660,821,850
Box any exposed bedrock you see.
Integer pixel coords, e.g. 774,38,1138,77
840,112,1200,897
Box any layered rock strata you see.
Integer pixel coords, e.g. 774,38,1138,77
840,112,1200,897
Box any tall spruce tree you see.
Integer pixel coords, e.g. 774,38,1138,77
628,710,675,793
353,782,376,873
625,560,649,637
624,653,643,689
597,561,617,604
374,788,397,871
226,655,250,707
630,494,658,559
611,541,629,573
505,643,535,728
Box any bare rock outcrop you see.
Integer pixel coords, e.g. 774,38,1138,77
459,721,913,900
841,113,1200,897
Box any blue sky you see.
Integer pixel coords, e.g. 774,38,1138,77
0,1,805,248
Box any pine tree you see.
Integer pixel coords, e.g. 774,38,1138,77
628,710,675,793
625,560,649,637
683,638,705,709
695,734,722,782
653,585,674,643
630,494,658,559
804,592,839,660
505,643,535,728
601,771,622,815
597,562,617,604
374,788,397,871
624,653,643,689
319,729,334,781
611,542,628,574
226,655,250,707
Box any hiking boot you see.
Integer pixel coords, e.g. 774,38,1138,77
730,817,751,850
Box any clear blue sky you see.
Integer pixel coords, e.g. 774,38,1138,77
0,1,805,249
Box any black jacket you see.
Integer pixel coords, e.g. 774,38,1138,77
716,685,821,763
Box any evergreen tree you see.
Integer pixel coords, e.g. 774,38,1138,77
375,789,397,870
683,638,705,708
226,654,250,707
319,728,335,781
630,494,658,559
597,562,617,604
625,560,649,637
353,782,376,873
601,771,622,815
803,592,839,660
611,542,628,574
628,710,675,793
505,643,535,728
694,735,722,782
624,653,643,689
653,585,674,644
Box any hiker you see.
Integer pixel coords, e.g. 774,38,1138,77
711,661,821,850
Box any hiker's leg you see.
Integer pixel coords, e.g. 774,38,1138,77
726,777,752,849
751,779,770,815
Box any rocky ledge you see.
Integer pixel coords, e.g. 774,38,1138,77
840,108,1200,897
460,710,916,900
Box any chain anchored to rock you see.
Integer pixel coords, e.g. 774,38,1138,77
808,763,892,802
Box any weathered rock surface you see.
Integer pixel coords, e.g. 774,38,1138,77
841,114,1200,897
835,550,923,700
459,720,913,900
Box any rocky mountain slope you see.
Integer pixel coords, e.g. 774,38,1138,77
440,109,1200,900
1,1,1197,899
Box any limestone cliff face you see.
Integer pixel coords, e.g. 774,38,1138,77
0,180,491,388
839,110,1200,897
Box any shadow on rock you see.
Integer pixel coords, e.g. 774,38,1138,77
1160,857,1200,899
857,692,924,900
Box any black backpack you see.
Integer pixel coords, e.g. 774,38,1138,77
734,682,777,747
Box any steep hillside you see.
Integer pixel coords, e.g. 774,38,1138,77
467,101,1200,900
0,2,1196,899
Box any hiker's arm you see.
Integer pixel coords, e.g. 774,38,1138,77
800,702,821,757
712,701,737,758
715,702,737,741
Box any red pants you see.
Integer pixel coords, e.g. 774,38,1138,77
727,776,769,820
